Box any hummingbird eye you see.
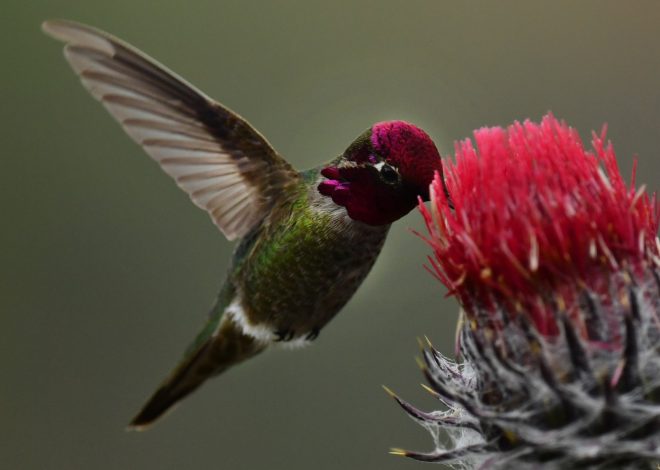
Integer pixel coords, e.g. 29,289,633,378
379,163,399,184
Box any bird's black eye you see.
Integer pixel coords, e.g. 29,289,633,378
380,164,399,183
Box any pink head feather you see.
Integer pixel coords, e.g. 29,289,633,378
371,121,441,199
319,121,443,225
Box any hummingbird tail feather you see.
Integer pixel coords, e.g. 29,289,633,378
128,317,264,430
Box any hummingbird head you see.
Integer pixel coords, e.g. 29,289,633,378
318,121,443,225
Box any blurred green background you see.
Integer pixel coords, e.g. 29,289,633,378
2,1,659,469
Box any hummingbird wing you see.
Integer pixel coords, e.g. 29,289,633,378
42,19,300,241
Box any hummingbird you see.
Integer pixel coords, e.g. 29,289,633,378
43,19,445,429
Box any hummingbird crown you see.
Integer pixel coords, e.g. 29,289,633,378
371,121,442,200
318,120,442,226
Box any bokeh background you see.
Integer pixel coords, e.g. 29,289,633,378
3,1,660,469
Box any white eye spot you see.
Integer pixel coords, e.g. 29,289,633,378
374,161,386,171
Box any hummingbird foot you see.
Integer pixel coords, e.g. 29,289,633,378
274,327,320,342
274,328,296,342
305,328,320,341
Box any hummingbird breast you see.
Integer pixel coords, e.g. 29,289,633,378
228,173,390,344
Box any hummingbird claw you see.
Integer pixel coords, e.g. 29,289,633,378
275,328,296,342
274,329,286,342
305,328,320,341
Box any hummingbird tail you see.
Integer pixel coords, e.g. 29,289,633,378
128,317,264,430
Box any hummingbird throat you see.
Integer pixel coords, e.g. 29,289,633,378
317,164,417,226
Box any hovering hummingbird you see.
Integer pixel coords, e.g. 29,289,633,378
43,19,444,429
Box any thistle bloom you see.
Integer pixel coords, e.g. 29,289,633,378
389,114,660,469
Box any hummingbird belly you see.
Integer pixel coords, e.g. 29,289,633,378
230,186,390,343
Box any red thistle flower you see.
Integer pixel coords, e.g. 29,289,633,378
389,114,660,468
423,114,658,338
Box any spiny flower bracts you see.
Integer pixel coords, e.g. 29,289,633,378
390,114,660,469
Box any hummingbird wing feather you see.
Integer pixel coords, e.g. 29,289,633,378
42,19,300,241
